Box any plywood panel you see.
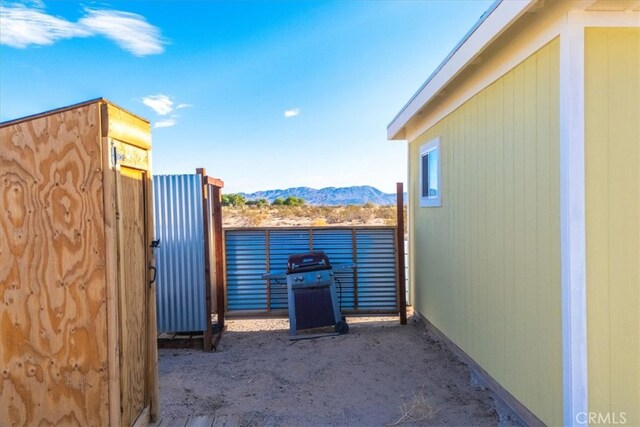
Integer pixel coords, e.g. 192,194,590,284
408,39,562,425
118,167,148,426
585,27,640,427
0,103,109,425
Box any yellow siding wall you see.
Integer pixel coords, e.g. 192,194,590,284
585,28,640,426
408,39,562,425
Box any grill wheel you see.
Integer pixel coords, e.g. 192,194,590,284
335,320,349,335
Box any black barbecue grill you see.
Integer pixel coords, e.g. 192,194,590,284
264,251,350,338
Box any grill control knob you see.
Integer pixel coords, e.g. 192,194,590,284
316,274,321,279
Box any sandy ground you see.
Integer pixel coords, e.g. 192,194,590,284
157,313,518,426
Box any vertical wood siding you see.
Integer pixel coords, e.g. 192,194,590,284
118,167,149,426
408,39,562,425
585,27,640,427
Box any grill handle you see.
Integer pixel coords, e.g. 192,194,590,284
261,272,287,281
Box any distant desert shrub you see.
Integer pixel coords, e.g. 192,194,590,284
313,218,328,226
222,204,406,230
377,206,396,220
325,208,346,224
222,193,246,207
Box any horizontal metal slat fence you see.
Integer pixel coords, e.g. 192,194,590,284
225,230,267,311
224,227,398,315
356,229,398,309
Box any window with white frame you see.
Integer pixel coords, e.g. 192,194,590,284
419,137,441,207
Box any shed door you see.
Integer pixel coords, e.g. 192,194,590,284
118,166,149,425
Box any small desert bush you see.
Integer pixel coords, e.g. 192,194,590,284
243,209,268,226
223,204,406,229
388,386,439,425
312,218,328,226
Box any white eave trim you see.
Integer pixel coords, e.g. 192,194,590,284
387,0,538,141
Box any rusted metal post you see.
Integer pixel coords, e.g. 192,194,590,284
197,168,214,351
211,181,226,330
396,182,407,325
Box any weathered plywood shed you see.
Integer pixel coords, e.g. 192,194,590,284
389,1,639,426
0,99,158,426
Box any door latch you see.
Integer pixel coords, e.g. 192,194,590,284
112,146,125,165
148,265,157,287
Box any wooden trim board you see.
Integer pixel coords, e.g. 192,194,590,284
197,168,214,352
395,182,407,325
559,13,588,426
132,406,151,427
146,165,159,421
212,185,226,329
103,136,122,427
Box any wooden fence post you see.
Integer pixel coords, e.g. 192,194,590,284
396,182,407,325
196,168,214,351
210,181,226,331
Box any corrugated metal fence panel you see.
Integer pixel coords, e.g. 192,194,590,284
312,229,355,310
225,230,267,311
268,230,310,310
356,229,398,309
224,227,398,314
153,174,206,333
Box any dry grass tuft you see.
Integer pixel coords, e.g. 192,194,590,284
223,204,406,230
388,387,439,425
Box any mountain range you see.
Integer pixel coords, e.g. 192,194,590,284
239,185,406,206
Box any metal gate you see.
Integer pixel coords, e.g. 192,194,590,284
224,227,399,315
153,174,207,333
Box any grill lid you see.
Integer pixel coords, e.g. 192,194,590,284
286,251,331,274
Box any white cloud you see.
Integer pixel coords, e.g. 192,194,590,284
142,94,191,129
78,9,164,56
0,5,90,48
284,108,300,118
142,94,173,116
154,118,177,129
0,3,165,56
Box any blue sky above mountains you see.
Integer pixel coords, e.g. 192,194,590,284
0,0,492,193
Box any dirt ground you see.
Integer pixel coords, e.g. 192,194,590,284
157,314,517,426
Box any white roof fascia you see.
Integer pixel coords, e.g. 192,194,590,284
387,0,539,141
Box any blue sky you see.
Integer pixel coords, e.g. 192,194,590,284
1,0,492,193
